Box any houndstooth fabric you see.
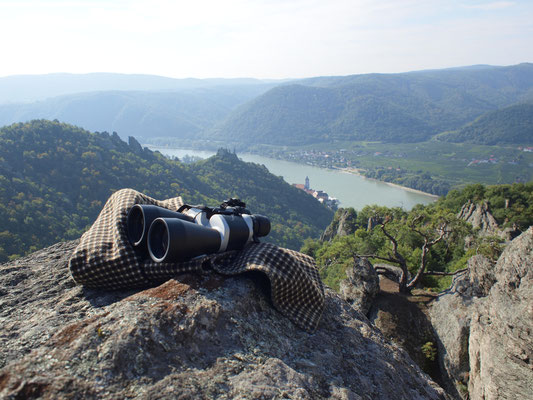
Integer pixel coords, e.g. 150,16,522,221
69,188,325,332
211,242,325,332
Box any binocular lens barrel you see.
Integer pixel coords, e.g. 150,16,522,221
148,217,221,263
126,204,194,252
252,215,270,238
127,204,271,264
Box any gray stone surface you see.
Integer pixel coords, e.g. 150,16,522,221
429,256,494,399
468,227,533,400
430,228,533,400
339,257,379,315
374,263,412,283
458,201,499,236
0,241,447,399
320,208,358,242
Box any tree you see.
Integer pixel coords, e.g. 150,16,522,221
356,208,470,293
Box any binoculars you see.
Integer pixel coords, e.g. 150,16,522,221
126,200,270,263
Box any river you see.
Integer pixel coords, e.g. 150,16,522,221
148,146,438,210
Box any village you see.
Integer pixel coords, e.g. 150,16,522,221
292,176,339,209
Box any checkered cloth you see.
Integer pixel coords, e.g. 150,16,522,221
68,188,325,332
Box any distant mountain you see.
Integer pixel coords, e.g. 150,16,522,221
3,65,533,147
437,103,533,145
0,120,332,261
209,63,533,145
0,72,282,104
0,85,277,141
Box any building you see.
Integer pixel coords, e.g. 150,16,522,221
292,177,339,209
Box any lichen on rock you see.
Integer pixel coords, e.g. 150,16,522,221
0,240,447,399
430,227,533,400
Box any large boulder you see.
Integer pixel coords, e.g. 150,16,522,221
0,241,447,399
430,227,533,400
339,257,380,315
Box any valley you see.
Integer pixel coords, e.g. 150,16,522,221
150,145,438,210
246,140,533,195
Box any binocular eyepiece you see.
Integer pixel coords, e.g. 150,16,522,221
126,203,270,263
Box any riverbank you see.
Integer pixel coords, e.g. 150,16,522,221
337,167,440,200
149,145,438,210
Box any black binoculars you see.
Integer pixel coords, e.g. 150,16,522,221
126,201,270,263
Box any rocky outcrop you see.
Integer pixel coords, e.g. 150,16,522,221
430,227,533,400
367,215,383,232
458,201,499,236
458,201,523,243
128,135,144,154
429,255,494,399
500,223,522,241
468,227,533,400
0,241,447,399
339,257,380,315
320,208,358,241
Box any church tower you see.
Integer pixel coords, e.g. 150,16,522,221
304,176,310,190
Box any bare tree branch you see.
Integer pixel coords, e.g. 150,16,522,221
380,222,406,265
424,268,468,276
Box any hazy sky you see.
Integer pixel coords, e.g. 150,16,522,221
1,0,532,79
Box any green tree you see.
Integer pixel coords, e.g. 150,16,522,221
356,208,470,293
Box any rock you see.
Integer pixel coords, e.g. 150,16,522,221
501,224,522,242
374,263,412,283
466,255,496,297
0,241,447,399
368,284,441,387
430,228,533,400
468,227,533,400
429,286,472,399
367,215,383,232
458,201,499,236
321,208,358,241
339,257,379,315
128,136,144,154
429,255,495,399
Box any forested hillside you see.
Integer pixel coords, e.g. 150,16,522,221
2,65,532,148
0,85,275,142
304,182,533,291
210,63,533,145
437,103,533,145
0,120,332,262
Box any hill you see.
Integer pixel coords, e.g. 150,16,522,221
437,103,533,145
0,120,332,262
0,85,274,142
209,63,533,145
0,72,278,104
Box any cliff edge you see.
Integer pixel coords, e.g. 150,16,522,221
430,227,533,399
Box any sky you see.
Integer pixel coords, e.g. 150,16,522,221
0,0,532,79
